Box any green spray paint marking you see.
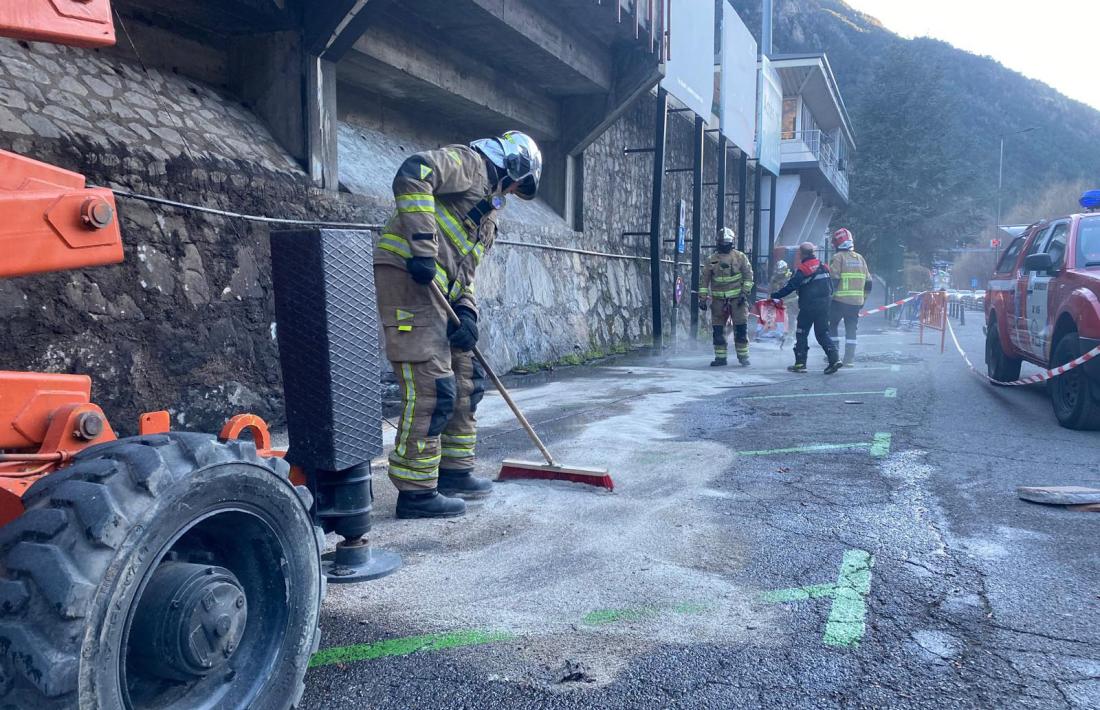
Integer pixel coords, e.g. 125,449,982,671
761,549,874,648
738,433,891,458
741,389,896,400
884,388,898,398
309,629,514,668
869,432,892,457
583,601,711,626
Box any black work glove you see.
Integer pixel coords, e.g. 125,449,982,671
447,305,478,351
406,256,437,285
698,300,709,312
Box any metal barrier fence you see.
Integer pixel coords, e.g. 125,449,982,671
919,291,948,353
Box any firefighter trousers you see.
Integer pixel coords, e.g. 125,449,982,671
829,301,862,364
711,298,749,360
375,265,487,491
794,304,839,365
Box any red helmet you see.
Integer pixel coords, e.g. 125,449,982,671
832,228,854,250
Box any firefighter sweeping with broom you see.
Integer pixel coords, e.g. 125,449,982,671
374,131,542,519
699,227,754,367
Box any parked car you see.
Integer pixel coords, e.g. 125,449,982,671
985,194,1100,429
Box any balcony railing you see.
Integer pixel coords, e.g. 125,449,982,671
781,129,849,200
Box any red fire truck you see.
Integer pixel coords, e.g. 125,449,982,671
985,192,1100,430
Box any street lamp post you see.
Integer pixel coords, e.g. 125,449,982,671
997,127,1037,226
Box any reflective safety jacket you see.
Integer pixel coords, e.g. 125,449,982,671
374,144,499,315
770,268,795,303
829,250,871,306
699,249,754,300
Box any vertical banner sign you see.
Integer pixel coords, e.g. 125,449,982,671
719,2,758,157
661,0,716,119
757,56,782,176
677,199,687,254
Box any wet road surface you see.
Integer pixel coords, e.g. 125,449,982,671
302,317,1100,709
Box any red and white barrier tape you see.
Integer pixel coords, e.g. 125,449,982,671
859,291,928,317
945,317,1100,386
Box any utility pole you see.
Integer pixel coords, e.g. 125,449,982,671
996,127,1036,227
647,87,669,350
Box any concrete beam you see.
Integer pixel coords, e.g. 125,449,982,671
231,31,306,161
560,44,662,155
307,56,340,189
346,24,560,139
464,0,612,93
304,0,394,61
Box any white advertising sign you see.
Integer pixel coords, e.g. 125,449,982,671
660,0,716,119
757,56,782,176
719,2,758,156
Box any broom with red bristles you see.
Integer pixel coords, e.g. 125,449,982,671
429,282,614,492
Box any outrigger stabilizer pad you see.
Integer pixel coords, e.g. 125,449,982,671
321,537,402,584
498,459,615,492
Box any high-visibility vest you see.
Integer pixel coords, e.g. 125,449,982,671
831,251,869,305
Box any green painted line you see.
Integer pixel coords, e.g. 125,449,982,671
761,583,836,603
824,550,874,647
869,432,892,457
738,442,870,456
742,389,896,401
583,607,659,625
583,601,711,626
760,549,875,648
309,629,514,668
884,388,898,398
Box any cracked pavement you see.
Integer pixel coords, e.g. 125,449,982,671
302,320,1100,709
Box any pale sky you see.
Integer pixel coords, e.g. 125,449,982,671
841,1,1100,111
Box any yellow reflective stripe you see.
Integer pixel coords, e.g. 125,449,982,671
396,194,435,214
714,274,743,283
433,265,449,292
699,288,711,295
472,242,485,265
388,464,438,481
442,434,476,444
743,282,754,291
435,204,475,255
397,364,415,457
446,149,462,166
441,448,474,459
380,233,412,257
391,451,441,469
398,325,412,332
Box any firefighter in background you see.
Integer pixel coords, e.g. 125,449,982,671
699,228,754,367
758,259,794,343
772,242,842,374
374,131,542,519
828,228,872,365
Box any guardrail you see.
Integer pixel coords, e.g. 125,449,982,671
780,129,849,199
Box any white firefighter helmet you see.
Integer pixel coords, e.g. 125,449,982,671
471,131,543,200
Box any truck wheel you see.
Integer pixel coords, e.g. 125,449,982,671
1050,332,1100,430
985,320,1021,384
0,433,324,710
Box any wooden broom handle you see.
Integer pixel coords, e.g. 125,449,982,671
427,282,558,467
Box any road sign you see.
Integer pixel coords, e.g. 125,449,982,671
675,276,685,305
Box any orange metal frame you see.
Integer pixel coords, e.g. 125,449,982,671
0,1,116,47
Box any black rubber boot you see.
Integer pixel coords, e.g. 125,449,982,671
824,354,844,375
787,362,807,373
395,490,466,519
738,356,750,367
710,357,728,367
437,469,493,499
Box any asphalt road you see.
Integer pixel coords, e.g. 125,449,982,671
302,314,1100,709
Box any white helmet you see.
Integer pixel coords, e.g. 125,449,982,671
471,130,542,200
776,260,789,272
719,227,736,245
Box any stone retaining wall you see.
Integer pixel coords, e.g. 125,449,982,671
0,36,724,433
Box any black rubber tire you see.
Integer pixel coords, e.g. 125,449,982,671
1049,332,1100,431
985,320,1022,384
0,433,325,710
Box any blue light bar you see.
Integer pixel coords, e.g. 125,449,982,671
1081,190,1100,210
